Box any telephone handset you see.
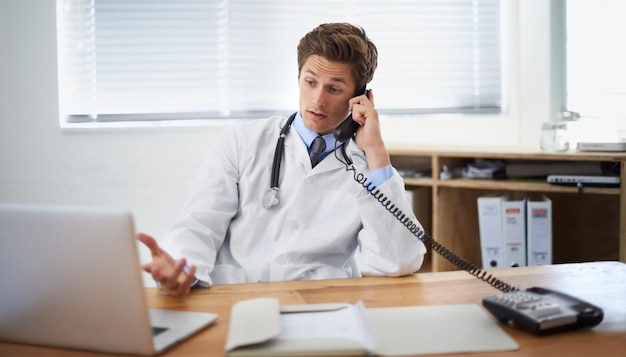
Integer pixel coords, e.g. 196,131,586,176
333,85,368,143
335,149,604,335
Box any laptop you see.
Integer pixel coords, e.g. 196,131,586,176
0,203,218,355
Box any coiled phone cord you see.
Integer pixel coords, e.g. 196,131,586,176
335,148,519,293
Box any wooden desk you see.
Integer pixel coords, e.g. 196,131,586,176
1,262,625,356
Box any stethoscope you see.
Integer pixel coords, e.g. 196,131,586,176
261,112,352,208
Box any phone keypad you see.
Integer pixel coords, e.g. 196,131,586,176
490,291,562,318
483,287,603,334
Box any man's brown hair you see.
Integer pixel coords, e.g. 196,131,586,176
297,23,378,94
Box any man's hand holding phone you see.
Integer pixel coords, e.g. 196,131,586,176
348,89,391,171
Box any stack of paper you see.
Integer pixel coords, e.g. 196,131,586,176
225,298,519,356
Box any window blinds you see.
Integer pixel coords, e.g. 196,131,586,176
57,0,502,123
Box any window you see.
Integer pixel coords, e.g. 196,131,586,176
57,0,504,125
564,0,626,141
566,0,626,119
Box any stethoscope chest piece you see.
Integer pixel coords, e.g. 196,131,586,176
262,112,351,209
262,187,280,208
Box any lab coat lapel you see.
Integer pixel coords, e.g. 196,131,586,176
312,139,366,174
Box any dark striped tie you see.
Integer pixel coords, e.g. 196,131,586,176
309,136,326,167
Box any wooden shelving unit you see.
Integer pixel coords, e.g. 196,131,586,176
388,145,626,272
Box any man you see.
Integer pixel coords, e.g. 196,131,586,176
139,23,426,296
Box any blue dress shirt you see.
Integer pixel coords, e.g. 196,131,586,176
293,111,393,187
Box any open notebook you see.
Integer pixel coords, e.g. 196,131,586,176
0,203,217,355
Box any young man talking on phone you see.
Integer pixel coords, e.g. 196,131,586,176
139,23,426,296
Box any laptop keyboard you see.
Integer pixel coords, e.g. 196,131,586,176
152,326,169,336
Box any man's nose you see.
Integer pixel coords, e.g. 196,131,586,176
312,88,326,107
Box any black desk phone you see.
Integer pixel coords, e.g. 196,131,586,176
482,287,603,335
331,91,605,334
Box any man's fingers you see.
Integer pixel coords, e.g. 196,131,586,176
161,262,196,297
141,263,153,274
186,264,197,282
137,233,160,256
137,235,196,297
174,265,197,296
163,258,187,291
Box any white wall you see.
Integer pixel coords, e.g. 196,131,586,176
0,0,223,285
0,0,555,285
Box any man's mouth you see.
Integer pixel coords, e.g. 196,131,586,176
307,110,327,120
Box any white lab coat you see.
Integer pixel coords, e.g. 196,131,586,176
162,115,426,285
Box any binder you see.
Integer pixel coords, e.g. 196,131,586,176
502,196,527,267
477,194,506,268
526,195,552,266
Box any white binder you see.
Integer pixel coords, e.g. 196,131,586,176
502,196,527,267
477,194,506,269
526,195,552,266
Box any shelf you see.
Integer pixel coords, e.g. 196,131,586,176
389,146,626,273
403,177,620,195
387,144,626,162
401,177,435,187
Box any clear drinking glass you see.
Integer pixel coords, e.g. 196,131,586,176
540,120,570,152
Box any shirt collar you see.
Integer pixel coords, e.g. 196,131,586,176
293,111,340,153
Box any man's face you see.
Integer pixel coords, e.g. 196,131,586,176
298,55,357,135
